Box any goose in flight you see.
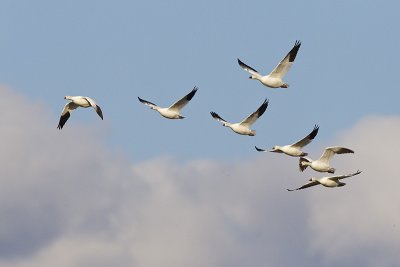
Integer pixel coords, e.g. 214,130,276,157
57,96,103,129
255,125,319,157
287,170,362,191
238,40,301,88
210,99,269,136
138,86,198,119
299,146,354,174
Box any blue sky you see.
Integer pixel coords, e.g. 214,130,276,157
1,0,398,161
0,1,399,267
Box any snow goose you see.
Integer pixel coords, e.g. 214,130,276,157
287,170,362,191
238,40,301,88
299,146,354,173
138,87,198,119
255,125,319,157
210,99,269,136
57,96,103,129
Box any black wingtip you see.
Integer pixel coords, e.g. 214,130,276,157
237,58,246,68
186,86,198,101
288,40,302,62
210,111,218,118
96,106,104,120
237,58,258,73
309,124,320,140
57,112,70,130
257,98,269,116
255,146,265,152
210,111,225,122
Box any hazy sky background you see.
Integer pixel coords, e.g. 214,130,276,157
0,1,399,266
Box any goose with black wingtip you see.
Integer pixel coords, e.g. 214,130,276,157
138,86,198,119
299,146,354,174
57,96,103,130
256,124,319,157
238,40,301,88
210,99,269,136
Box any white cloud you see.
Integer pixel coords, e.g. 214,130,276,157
0,86,398,267
307,116,400,267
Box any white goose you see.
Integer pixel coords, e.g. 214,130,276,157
210,99,269,136
57,96,103,129
138,87,198,119
256,125,319,157
238,40,301,88
299,146,354,174
287,170,362,191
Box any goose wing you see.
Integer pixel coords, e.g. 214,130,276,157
138,97,158,109
269,40,301,78
237,59,263,79
240,99,269,127
291,125,319,148
57,102,79,129
210,111,229,125
287,180,319,191
319,146,354,163
169,86,198,111
83,97,103,120
255,146,266,152
331,170,362,181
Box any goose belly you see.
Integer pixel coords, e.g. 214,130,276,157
281,146,303,157
260,76,283,88
230,124,253,136
159,109,180,119
311,161,331,172
72,98,91,107
320,179,339,187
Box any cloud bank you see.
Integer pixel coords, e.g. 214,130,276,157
0,86,398,267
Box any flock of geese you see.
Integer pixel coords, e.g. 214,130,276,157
57,40,361,191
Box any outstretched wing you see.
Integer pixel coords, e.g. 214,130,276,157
269,40,301,78
138,97,158,109
238,58,262,78
94,105,103,120
287,180,319,191
291,125,319,148
210,111,228,124
84,97,103,120
169,86,198,111
331,170,362,181
319,146,354,163
240,99,269,127
57,102,79,129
